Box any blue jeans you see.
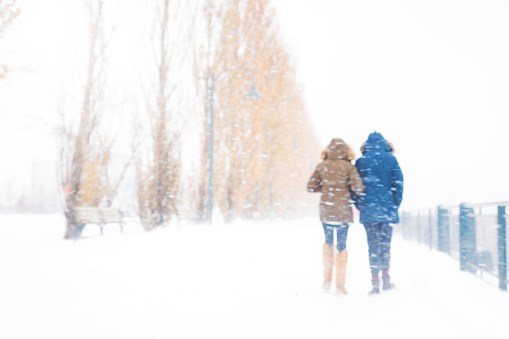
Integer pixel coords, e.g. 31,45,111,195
322,223,349,252
364,222,393,276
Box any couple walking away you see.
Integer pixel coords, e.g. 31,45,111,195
307,132,404,295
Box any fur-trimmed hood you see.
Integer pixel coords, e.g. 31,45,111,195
323,138,355,161
360,132,394,155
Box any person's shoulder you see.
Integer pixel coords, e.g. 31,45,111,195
383,153,401,169
315,161,326,170
341,160,355,168
355,156,366,165
346,162,359,173
385,152,399,163
384,152,396,159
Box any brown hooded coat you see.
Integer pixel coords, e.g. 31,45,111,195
307,138,364,224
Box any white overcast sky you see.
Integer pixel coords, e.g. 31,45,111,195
274,0,509,208
1,0,509,210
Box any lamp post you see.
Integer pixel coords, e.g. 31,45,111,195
207,66,261,224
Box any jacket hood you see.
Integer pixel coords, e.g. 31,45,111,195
326,138,349,161
362,132,390,154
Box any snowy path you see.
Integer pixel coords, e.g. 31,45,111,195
1,214,508,339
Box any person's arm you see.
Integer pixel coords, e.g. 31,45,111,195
352,159,366,207
307,167,322,193
390,157,404,207
349,164,364,195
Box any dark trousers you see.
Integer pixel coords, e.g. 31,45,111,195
322,223,349,252
364,222,393,277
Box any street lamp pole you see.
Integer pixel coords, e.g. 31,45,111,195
206,66,261,224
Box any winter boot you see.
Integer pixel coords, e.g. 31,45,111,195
322,244,334,290
382,272,395,290
335,248,348,295
368,275,380,295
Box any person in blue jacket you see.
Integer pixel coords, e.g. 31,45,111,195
354,132,403,294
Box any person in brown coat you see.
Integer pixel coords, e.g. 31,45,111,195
307,138,364,294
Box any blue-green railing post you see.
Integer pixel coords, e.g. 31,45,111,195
460,204,476,274
405,211,411,240
401,211,410,240
498,206,507,291
428,210,433,250
417,211,421,244
460,204,468,271
437,206,450,254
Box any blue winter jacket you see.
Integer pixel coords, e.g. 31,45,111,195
354,132,404,224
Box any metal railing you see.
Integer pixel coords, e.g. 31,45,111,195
397,201,508,291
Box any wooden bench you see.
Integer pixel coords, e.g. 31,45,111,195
74,207,124,237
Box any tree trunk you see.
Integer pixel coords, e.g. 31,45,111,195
63,204,81,239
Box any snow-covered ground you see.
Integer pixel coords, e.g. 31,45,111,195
1,214,508,339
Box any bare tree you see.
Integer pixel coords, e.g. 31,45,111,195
58,0,109,239
136,0,187,230
0,0,21,80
